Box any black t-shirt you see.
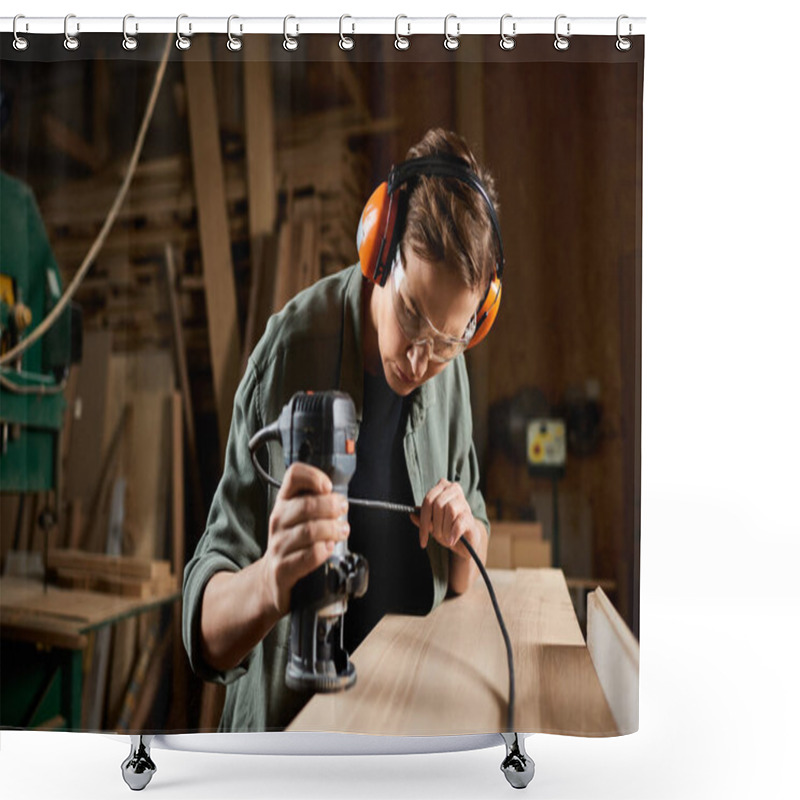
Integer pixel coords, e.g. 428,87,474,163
344,369,434,653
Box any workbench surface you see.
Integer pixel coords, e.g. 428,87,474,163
287,568,618,737
0,576,181,650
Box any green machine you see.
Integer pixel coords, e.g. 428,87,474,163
0,170,81,493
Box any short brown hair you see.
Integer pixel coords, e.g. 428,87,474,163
401,128,500,293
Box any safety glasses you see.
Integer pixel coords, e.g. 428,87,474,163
390,254,476,363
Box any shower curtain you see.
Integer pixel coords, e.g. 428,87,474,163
0,22,643,740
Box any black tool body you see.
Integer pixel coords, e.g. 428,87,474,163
251,391,368,693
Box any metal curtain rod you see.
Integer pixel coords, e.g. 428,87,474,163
0,15,646,37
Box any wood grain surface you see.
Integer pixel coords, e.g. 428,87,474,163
287,568,618,737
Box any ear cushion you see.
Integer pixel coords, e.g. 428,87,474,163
357,182,400,286
467,275,502,349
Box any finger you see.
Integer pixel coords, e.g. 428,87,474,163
277,518,350,557
279,492,349,529
448,512,472,554
420,481,449,550
278,462,333,500
431,484,462,547
276,540,337,590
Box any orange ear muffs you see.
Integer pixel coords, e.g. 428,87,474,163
357,155,505,349
467,272,502,349
356,182,401,287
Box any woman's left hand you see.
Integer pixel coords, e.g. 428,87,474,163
410,478,476,559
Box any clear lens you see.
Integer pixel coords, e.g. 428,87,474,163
390,256,474,363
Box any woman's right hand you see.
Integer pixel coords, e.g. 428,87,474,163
261,462,350,618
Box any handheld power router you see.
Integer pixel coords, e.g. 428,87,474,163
248,391,369,693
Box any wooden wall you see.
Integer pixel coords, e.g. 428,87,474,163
363,38,642,627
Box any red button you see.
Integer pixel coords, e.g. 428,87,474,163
346,439,355,454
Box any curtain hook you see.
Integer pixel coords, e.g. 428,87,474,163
227,15,242,51
394,15,410,51
500,14,516,50
339,15,355,50
554,14,570,51
12,15,29,51
122,14,138,51
283,15,299,51
616,15,632,51
444,14,460,51
176,14,192,50
64,13,80,51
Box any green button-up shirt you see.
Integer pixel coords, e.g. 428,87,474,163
182,264,489,732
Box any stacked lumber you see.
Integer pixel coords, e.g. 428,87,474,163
47,549,178,599
41,112,385,356
486,521,552,569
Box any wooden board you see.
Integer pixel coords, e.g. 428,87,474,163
183,38,242,451
64,330,112,503
587,587,639,734
47,549,171,581
244,35,277,238
288,568,617,737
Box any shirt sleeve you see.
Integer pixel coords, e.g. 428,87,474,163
182,361,270,685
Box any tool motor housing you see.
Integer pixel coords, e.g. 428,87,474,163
272,391,368,693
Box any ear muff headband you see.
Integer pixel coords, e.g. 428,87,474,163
357,154,504,349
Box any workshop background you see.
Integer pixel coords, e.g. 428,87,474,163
0,33,641,733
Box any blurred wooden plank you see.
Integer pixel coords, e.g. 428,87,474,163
168,389,189,729
587,587,639,734
64,331,113,503
457,57,490,487
486,521,551,569
183,38,242,452
82,406,130,554
0,577,179,636
163,246,205,538
129,626,173,731
0,609,87,650
271,219,294,314
122,391,172,560
48,549,171,581
490,521,544,540
43,113,103,171
244,36,277,237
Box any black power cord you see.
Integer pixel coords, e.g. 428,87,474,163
249,433,516,732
